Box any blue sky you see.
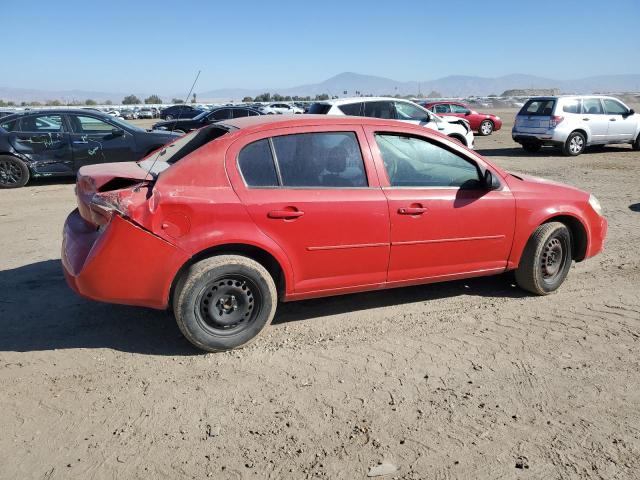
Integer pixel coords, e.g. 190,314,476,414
3,0,639,93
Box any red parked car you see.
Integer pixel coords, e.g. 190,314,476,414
421,101,503,136
62,115,607,352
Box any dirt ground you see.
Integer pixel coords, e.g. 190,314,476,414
1,109,639,479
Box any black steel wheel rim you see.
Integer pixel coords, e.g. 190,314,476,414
0,159,23,186
195,274,262,336
540,236,568,281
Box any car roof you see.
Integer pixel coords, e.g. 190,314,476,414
221,114,418,133
314,96,415,106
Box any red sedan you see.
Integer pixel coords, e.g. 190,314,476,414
421,101,503,136
62,115,607,352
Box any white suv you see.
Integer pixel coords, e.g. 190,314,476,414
512,95,640,156
260,103,304,115
307,97,475,149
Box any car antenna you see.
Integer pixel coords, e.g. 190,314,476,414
142,70,201,183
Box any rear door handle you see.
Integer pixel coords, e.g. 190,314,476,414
610,118,617,121
582,118,590,121
398,207,426,215
268,209,304,219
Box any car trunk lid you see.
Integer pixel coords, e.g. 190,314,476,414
515,98,556,133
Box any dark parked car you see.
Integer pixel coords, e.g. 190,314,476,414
159,105,205,120
0,109,180,188
152,106,262,133
0,110,16,119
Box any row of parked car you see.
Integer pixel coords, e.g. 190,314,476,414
0,95,638,188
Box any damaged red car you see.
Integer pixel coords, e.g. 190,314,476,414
62,115,607,352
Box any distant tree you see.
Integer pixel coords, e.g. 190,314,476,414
427,90,442,98
122,95,141,105
0,100,5,107
30,101,42,106
46,99,62,106
254,93,272,102
191,93,197,104
20,101,28,107
104,100,113,105
144,94,163,104
171,98,184,104
315,93,330,101
85,99,97,105
242,96,254,103
7,101,16,106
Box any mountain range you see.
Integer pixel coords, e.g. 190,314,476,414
2,72,639,103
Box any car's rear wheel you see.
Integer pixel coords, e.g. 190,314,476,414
521,142,541,153
479,120,494,136
0,155,30,188
515,222,572,295
173,255,277,352
563,131,586,156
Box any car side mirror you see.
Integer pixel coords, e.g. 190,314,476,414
465,111,471,115
482,169,498,190
111,128,124,137
627,109,635,116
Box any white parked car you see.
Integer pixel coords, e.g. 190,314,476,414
307,97,475,149
512,95,640,155
137,107,155,119
260,103,304,115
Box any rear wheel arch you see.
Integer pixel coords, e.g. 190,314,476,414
169,243,288,310
572,128,590,143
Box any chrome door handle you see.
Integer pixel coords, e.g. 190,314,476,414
582,118,590,121
610,118,617,121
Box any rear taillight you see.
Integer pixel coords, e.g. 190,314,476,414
550,115,564,128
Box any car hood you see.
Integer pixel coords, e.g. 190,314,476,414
508,172,587,197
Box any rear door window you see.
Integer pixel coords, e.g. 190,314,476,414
0,118,18,132
338,102,363,116
519,99,555,116
363,101,395,119
20,114,65,132
582,98,604,115
272,132,368,188
450,104,470,114
210,109,232,120
394,102,430,121
562,99,582,113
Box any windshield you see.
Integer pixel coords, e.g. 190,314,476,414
193,110,210,120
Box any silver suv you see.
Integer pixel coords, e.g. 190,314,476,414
512,95,640,156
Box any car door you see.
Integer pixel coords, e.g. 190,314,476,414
67,114,135,169
449,104,477,130
364,125,515,283
581,98,608,143
227,125,390,295
393,101,446,134
8,113,73,175
602,98,636,142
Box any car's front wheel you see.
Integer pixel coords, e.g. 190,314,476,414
478,120,494,136
515,222,572,295
563,131,586,156
173,255,278,352
632,133,640,151
0,155,30,188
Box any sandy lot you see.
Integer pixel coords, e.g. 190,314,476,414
1,109,639,479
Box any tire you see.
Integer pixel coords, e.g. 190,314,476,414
563,131,586,156
173,255,278,352
0,155,30,188
521,142,542,153
478,119,494,136
633,134,640,151
515,222,572,295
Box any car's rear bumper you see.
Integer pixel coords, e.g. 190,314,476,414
62,209,189,309
512,132,564,146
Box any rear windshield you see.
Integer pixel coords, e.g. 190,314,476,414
137,125,231,176
307,103,332,114
519,99,556,116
